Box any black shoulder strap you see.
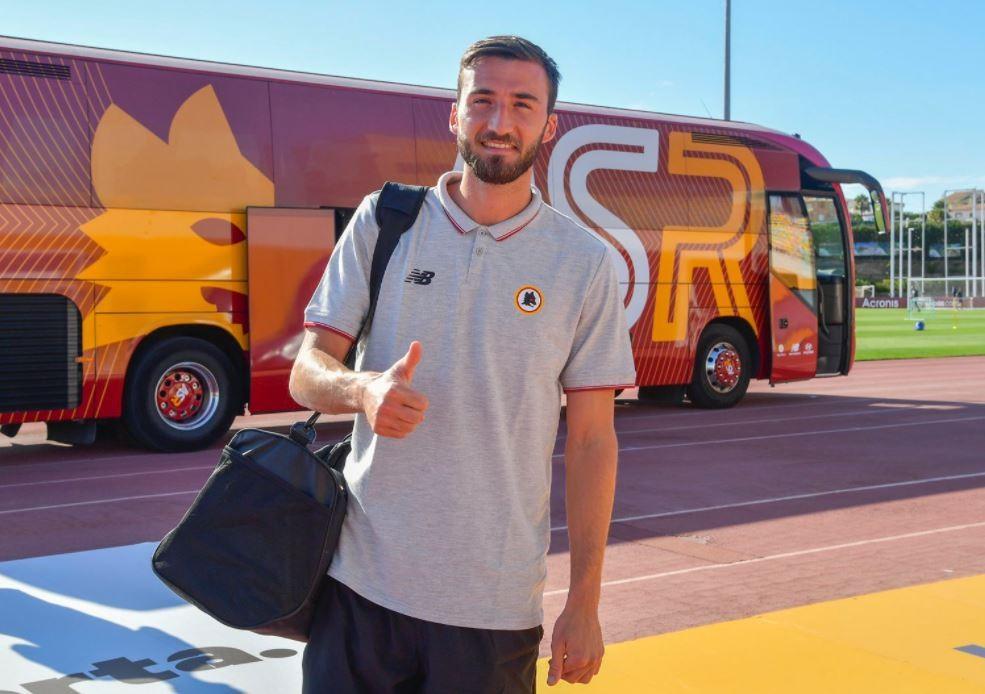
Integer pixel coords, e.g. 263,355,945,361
303,182,428,435
366,182,430,333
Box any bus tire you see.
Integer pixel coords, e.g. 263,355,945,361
687,324,751,409
122,336,241,452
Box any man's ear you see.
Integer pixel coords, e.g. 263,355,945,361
449,100,460,136
541,112,558,144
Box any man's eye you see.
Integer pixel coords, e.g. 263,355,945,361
516,102,532,109
473,98,491,105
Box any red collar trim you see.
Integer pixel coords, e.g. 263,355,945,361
442,206,468,235
495,214,537,242
442,201,538,241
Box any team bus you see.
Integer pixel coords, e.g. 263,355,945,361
0,36,889,451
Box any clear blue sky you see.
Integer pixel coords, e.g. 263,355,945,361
6,0,984,206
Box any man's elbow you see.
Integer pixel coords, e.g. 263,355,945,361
288,358,311,410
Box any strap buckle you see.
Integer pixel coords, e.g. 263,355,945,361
289,420,317,447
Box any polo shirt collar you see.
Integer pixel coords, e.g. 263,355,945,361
435,170,542,241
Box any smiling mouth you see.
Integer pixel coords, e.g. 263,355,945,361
480,140,518,151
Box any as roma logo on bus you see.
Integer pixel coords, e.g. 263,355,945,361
514,285,544,314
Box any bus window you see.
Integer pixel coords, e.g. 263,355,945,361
804,196,847,278
768,194,816,310
767,193,819,383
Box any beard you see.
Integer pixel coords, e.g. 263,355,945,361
457,126,545,185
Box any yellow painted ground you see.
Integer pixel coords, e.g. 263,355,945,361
537,575,985,692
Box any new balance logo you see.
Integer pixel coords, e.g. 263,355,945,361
405,269,435,285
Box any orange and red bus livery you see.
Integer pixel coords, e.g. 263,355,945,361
0,36,889,450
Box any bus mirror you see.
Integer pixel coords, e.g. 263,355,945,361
870,190,886,233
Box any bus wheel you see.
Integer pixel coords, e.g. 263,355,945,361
123,337,240,452
687,324,751,409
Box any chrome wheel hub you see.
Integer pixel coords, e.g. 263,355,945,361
154,361,220,431
705,341,741,394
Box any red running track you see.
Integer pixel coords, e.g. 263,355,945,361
1,357,984,653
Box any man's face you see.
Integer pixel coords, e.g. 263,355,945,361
450,56,558,185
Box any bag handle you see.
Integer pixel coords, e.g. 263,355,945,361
298,182,429,443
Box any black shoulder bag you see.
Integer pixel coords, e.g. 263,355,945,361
151,182,429,642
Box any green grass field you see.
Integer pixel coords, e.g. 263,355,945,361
855,308,985,360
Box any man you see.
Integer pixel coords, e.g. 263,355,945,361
290,36,636,692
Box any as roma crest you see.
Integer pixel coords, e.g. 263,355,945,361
514,285,543,314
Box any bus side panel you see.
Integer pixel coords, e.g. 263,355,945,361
69,59,268,420
413,97,458,185
84,59,275,213
70,202,250,421
0,50,91,207
0,202,105,282
543,111,694,385
551,122,775,386
270,82,418,209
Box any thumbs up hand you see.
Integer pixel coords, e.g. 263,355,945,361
390,340,422,385
362,341,429,438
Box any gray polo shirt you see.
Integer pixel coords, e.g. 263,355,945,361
304,171,636,630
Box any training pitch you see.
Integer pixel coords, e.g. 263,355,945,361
855,307,985,360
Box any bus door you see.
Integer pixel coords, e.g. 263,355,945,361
767,194,818,383
800,165,891,376
246,207,336,413
803,195,851,375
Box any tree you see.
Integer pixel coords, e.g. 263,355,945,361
854,193,871,217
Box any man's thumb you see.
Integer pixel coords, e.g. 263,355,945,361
547,638,565,686
392,341,422,383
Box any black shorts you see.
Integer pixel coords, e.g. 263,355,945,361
302,577,543,693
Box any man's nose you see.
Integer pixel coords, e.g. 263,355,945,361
486,103,514,134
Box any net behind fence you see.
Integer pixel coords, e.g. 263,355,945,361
906,277,985,305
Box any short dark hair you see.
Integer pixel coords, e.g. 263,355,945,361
457,36,561,113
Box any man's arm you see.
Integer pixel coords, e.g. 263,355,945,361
547,388,618,687
289,327,428,438
290,328,364,415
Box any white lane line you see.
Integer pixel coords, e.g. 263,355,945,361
776,381,985,399
8,393,950,472
549,470,985,532
553,414,985,458
8,468,982,521
0,466,213,490
611,396,824,422
562,396,851,439
567,405,920,442
0,433,348,471
0,452,181,471
0,490,198,515
544,520,985,597
9,417,984,514
0,405,872,498
0,399,833,476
